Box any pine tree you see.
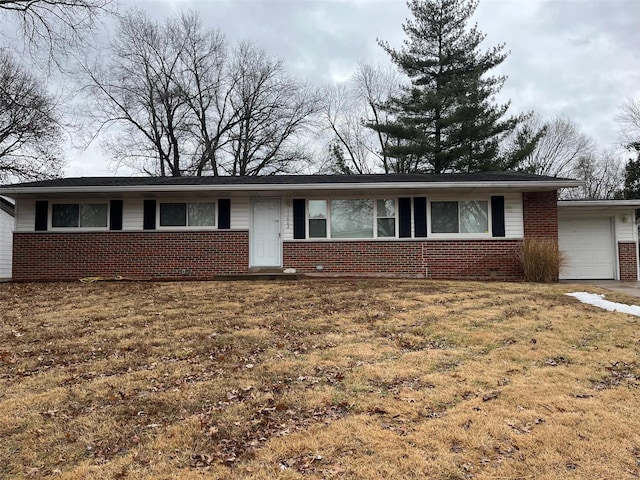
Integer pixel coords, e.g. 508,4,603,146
619,157,640,199
372,0,533,173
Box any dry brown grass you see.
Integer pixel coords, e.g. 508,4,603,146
1,279,640,479
518,238,567,283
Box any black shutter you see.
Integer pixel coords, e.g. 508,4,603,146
110,200,123,231
293,199,306,239
143,199,156,230
414,197,427,237
35,201,48,231
218,198,231,229
491,195,506,237
398,197,412,238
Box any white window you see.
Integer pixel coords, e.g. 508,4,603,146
308,200,327,238
52,203,108,228
431,200,488,234
306,198,397,239
159,202,216,227
377,199,396,237
330,199,374,238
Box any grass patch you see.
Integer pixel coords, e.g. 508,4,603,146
1,279,640,478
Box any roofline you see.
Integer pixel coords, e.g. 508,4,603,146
0,179,584,196
559,200,640,207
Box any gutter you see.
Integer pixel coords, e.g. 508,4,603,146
0,180,584,196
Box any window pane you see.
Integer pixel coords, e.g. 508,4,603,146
160,203,186,226
377,218,395,237
377,199,395,218
431,201,458,233
460,201,488,233
80,204,107,227
188,202,215,226
330,199,373,238
308,200,327,219
52,204,79,227
309,219,327,238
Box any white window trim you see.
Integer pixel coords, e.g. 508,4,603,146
49,202,110,232
427,199,492,239
156,200,218,231
306,198,399,240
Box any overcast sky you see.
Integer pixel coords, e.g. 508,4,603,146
66,0,640,176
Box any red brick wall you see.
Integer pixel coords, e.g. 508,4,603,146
12,231,249,281
523,191,558,239
422,240,523,280
283,240,523,280
618,242,638,281
283,241,425,278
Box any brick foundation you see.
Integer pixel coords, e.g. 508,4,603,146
12,231,249,281
618,242,638,281
283,240,523,280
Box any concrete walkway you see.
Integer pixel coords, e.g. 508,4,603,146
563,280,640,299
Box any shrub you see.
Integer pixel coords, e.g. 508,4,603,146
517,238,566,283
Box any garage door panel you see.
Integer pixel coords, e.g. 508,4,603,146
559,217,615,280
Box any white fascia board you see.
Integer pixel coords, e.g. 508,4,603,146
559,200,640,208
0,180,584,196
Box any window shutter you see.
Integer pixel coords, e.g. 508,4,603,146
143,200,156,230
398,197,412,238
414,197,427,237
293,199,306,239
218,199,231,229
491,196,506,237
35,201,48,231
110,200,123,231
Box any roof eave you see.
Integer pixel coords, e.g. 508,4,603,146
559,200,640,207
0,180,584,196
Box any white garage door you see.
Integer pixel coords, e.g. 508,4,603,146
559,217,615,279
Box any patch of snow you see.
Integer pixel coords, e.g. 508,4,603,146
566,292,640,317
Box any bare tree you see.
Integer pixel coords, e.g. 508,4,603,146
563,150,625,199
0,0,114,67
518,115,596,177
81,11,318,177
81,10,194,176
222,42,320,176
0,50,63,182
618,98,640,152
320,61,402,174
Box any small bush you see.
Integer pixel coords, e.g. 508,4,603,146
517,238,566,283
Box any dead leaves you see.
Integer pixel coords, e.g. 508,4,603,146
593,361,640,390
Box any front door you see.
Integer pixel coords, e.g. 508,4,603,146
250,199,281,267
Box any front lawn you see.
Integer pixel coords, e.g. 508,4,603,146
1,280,639,479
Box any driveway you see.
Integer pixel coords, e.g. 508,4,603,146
563,280,640,299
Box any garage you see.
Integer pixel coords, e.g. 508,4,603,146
558,216,615,280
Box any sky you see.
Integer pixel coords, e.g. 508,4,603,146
60,0,640,175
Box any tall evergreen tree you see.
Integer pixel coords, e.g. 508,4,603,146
373,0,534,173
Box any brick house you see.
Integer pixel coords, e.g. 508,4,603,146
0,172,637,281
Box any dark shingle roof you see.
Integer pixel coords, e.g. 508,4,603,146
1,172,575,189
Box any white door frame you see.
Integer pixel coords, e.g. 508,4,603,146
249,198,282,267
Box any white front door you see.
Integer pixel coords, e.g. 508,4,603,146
250,199,282,267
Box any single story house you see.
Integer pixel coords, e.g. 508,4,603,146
0,196,15,280
0,172,637,282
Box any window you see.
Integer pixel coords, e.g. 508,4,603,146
159,202,215,227
431,200,488,234
52,203,108,228
305,198,398,239
377,199,396,237
330,199,373,238
308,200,327,238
